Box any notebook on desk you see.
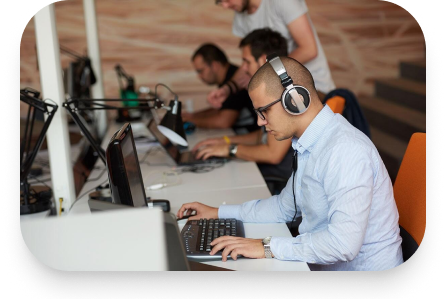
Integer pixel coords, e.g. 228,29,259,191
147,119,227,166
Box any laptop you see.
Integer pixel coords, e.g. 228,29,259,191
147,119,227,166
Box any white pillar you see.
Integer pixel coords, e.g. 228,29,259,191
83,0,107,138
34,4,76,215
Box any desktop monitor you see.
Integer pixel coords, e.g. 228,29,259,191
106,123,148,207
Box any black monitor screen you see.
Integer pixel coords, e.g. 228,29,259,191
106,123,147,208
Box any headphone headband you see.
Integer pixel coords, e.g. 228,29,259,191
267,54,294,88
266,54,311,116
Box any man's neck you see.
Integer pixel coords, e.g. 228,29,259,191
247,0,261,14
217,63,231,86
293,102,324,138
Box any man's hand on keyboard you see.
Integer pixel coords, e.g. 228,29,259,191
195,144,230,160
209,236,265,261
177,202,218,220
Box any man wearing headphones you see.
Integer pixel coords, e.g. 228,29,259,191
207,0,335,108
177,56,403,271
193,29,294,187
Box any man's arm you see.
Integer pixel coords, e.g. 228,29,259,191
183,109,239,129
235,134,292,164
196,133,292,164
227,129,263,145
183,108,218,119
192,129,263,153
207,69,251,108
176,202,218,220
271,143,374,263
287,14,318,64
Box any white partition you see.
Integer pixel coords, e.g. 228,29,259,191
21,209,168,271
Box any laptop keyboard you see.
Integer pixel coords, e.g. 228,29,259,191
181,218,245,259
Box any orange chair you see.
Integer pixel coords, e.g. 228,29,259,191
325,96,346,114
393,133,426,261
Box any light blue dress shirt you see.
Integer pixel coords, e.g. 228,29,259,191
219,105,403,271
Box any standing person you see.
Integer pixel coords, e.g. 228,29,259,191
185,43,259,134
208,0,336,108
194,29,294,186
179,56,403,271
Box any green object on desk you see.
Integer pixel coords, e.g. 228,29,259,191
120,89,139,107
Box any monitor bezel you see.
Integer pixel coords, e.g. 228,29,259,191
106,123,148,207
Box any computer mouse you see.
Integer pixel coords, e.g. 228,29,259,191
183,121,196,135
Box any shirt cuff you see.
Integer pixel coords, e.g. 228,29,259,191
270,236,308,262
218,204,242,220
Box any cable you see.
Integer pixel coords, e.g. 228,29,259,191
27,174,52,190
290,151,298,229
85,168,107,183
145,169,181,191
175,161,225,174
154,83,178,102
27,176,52,184
138,145,164,166
77,178,109,200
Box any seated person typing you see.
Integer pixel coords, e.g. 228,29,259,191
178,56,403,271
184,43,258,134
194,29,294,182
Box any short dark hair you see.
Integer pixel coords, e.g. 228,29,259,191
192,43,228,65
249,56,317,99
239,28,288,60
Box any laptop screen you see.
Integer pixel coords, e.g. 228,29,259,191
147,119,181,163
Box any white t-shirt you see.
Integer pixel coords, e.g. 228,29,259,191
233,0,335,94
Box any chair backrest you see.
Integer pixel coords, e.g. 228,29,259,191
325,96,346,114
393,133,426,260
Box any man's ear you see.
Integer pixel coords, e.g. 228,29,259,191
258,54,268,66
210,60,220,70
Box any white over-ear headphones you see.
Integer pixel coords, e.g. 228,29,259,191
267,54,311,115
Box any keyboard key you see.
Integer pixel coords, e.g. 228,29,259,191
181,219,245,257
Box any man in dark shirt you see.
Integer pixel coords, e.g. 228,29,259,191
193,29,294,192
184,43,259,134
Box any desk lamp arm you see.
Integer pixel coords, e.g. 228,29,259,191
63,97,167,166
20,88,58,202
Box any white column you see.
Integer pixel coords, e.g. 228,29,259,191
34,4,76,215
83,0,107,138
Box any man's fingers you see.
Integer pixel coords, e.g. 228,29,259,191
221,244,238,262
195,148,206,160
209,237,239,254
177,202,198,218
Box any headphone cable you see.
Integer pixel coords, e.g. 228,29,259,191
290,150,298,229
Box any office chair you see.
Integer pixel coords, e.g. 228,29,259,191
263,175,287,196
393,133,426,262
325,95,346,114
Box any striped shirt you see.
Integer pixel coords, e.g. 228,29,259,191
219,105,403,270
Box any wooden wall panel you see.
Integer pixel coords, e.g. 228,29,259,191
20,0,425,114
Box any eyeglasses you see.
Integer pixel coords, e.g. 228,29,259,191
253,98,281,120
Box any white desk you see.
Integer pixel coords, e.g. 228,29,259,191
68,122,309,271
70,125,270,215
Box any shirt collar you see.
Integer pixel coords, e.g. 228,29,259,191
292,105,335,154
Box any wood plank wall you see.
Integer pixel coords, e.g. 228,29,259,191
20,0,425,116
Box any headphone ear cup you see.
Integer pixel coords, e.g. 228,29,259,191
283,92,300,114
282,86,311,115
